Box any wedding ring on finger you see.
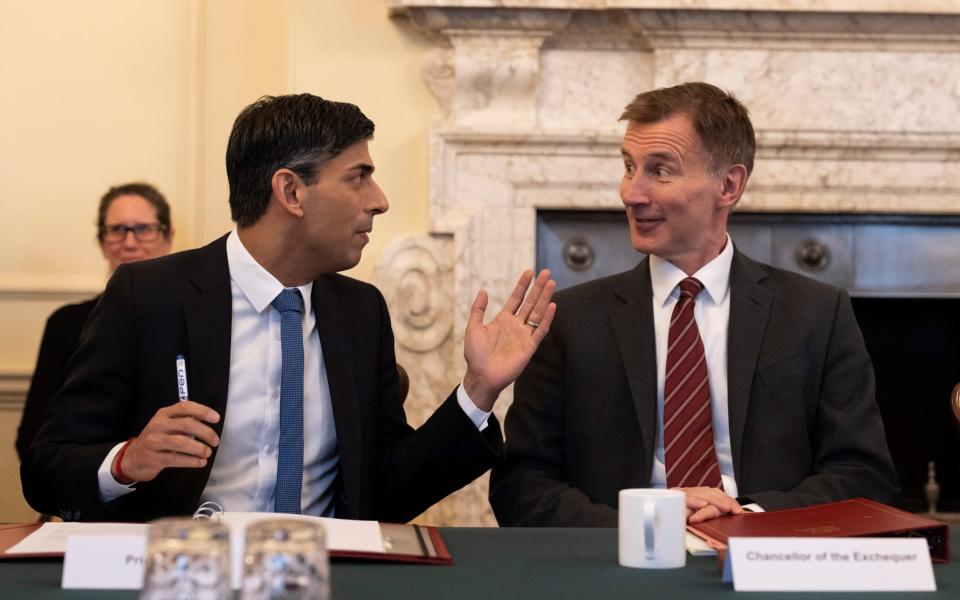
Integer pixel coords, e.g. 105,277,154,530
525,319,540,330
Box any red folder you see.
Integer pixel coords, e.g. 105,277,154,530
334,522,453,565
689,498,950,563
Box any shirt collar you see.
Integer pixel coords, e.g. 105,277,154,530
649,234,734,308
226,229,314,314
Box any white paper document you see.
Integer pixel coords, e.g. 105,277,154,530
7,513,381,557
9,513,384,590
215,512,383,555
214,512,383,589
7,522,148,555
685,531,717,556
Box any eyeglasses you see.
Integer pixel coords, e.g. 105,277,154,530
101,223,168,243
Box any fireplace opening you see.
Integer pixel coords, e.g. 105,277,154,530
537,210,960,514
853,297,960,512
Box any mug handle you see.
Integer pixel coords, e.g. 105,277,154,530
643,499,658,560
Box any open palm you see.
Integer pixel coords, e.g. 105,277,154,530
462,270,556,411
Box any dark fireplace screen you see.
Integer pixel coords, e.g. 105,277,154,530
853,297,960,512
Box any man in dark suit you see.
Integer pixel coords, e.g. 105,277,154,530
22,94,556,522
489,82,898,527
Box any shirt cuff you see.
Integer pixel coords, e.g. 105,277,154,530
456,383,492,431
98,442,138,503
742,503,764,513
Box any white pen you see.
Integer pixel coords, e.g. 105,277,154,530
176,354,189,401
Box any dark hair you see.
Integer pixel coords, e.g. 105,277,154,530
620,82,755,176
226,94,375,227
97,182,171,242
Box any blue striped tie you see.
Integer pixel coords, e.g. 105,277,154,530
272,288,304,514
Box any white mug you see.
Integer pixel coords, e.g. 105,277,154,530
618,488,686,569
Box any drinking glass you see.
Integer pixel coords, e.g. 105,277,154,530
241,519,329,600
140,517,231,600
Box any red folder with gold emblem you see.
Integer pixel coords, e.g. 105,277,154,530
689,498,950,563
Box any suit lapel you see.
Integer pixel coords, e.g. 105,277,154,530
169,236,233,507
609,260,659,477
312,276,362,518
183,236,233,428
726,250,772,479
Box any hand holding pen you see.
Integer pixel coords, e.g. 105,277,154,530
110,355,221,484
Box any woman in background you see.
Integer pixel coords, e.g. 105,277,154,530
15,182,174,461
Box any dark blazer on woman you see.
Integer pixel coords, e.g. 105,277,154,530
490,250,898,526
16,296,100,462
22,235,502,522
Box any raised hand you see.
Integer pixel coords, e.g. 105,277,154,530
462,269,557,411
114,401,220,483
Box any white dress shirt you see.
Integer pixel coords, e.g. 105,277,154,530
98,230,490,510
200,231,339,515
648,236,741,497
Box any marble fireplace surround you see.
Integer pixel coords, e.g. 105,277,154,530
377,0,960,525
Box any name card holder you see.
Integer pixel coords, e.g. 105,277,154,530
62,535,146,590
723,537,936,592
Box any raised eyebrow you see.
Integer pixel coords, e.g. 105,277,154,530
620,149,679,165
645,151,680,165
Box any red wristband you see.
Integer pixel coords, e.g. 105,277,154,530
112,438,137,485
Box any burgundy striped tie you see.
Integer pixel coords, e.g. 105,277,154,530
663,277,723,489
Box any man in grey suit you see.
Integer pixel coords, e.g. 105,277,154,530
489,82,898,526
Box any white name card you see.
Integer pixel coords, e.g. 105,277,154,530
62,535,146,590
724,537,936,592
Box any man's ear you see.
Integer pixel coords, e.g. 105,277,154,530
270,168,305,219
718,164,749,208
